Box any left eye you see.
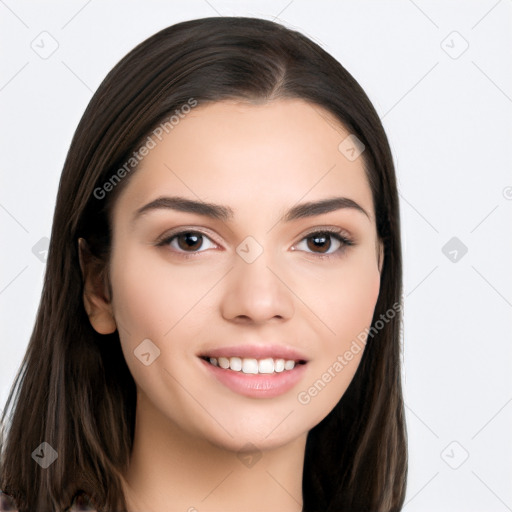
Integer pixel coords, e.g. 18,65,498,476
159,231,217,253
294,230,351,256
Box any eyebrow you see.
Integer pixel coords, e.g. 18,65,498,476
132,195,370,224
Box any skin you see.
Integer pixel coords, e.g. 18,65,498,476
80,98,383,512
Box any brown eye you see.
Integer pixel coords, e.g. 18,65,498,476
294,229,353,258
306,232,334,254
176,232,203,251
158,230,217,253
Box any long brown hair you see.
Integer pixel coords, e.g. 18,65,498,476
0,16,407,511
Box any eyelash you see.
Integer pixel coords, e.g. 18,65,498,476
155,227,354,260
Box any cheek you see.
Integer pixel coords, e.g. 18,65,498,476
109,250,167,339
108,243,223,389
108,245,200,398
335,263,380,336
109,244,212,340
295,252,380,416
307,251,381,346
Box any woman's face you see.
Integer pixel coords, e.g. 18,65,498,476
104,98,382,451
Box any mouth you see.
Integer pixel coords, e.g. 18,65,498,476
200,355,307,374
197,345,309,398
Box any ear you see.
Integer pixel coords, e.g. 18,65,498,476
78,238,117,334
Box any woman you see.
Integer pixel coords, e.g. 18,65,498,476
0,16,407,511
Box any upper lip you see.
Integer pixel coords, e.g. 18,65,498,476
198,344,309,362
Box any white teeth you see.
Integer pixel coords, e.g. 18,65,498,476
274,359,285,372
230,356,242,371
218,357,230,369
284,360,295,370
242,358,259,374
208,356,301,374
258,358,274,374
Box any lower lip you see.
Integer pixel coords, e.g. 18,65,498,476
199,358,308,398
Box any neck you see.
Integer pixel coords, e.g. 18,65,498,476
121,391,306,512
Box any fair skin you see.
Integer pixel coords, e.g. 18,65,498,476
80,98,383,512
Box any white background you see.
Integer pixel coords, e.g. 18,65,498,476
1,1,511,510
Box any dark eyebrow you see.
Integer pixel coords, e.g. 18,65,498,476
132,195,370,224
283,197,370,222
133,196,234,223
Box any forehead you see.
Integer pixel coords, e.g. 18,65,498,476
112,98,374,223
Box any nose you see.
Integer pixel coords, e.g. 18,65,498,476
220,249,295,325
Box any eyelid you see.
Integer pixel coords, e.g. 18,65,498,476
298,225,353,241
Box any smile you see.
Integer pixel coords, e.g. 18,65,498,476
199,356,308,399
202,356,306,374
